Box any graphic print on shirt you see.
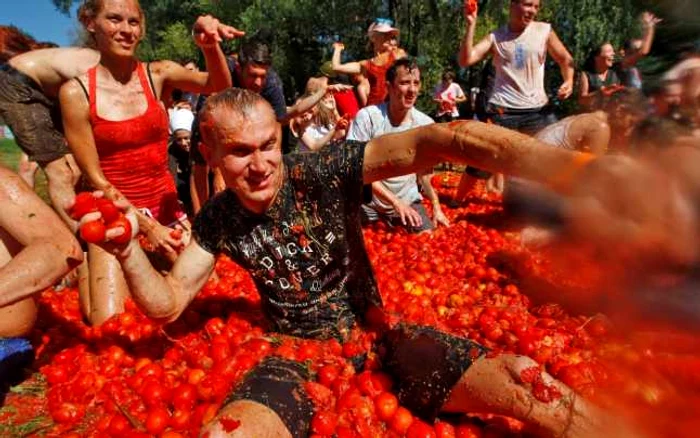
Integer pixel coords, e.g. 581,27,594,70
514,43,526,70
193,141,382,340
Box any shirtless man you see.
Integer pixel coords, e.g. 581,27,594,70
0,165,83,339
0,30,99,229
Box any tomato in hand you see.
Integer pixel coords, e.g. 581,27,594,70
96,198,120,223
70,192,97,220
465,0,478,15
107,215,132,244
80,220,106,244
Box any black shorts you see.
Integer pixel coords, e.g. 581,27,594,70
0,64,69,165
224,324,487,436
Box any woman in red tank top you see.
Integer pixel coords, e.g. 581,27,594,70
331,19,407,106
59,0,241,326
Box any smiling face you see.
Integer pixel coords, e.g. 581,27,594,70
387,65,421,111
510,0,540,31
238,63,269,94
86,0,143,57
596,43,616,70
202,102,283,214
371,32,399,53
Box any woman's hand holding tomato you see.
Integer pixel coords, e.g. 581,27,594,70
69,192,137,249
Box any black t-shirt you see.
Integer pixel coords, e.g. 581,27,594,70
193,141,382,340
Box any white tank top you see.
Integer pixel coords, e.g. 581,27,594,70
488,21,551,110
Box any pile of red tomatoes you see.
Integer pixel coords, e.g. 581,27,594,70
1,174,700,437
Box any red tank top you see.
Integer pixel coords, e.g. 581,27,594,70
87,63,183,225
332,88,360,119
365,51,397,106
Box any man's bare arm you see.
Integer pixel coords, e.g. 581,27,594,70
116,237,216,322
0,167,83,307
363,121,587,191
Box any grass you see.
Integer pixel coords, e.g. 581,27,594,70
0,138,50,202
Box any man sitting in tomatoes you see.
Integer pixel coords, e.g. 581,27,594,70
347,58,449,232
82,87,690,437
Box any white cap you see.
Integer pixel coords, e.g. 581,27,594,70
368,20,399,38
169,108,195,133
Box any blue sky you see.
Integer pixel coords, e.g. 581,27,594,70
2,0,80,47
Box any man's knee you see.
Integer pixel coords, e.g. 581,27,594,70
202,399,293,438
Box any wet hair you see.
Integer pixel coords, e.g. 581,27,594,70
442,71,455,82
238,37,272,67
582,41,613,72
602,87,647,115
0,26,56,63
78,0,146,47
198,88,272,145
630,117,692,152
386,57,420,84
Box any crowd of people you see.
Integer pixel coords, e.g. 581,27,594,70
1,0,700,436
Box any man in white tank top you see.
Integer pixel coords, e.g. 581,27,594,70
458,0,574,134
454,0,576,200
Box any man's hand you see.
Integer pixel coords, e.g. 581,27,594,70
433,206,450,227
393,201,423,228
192,15,245,48
332,42,345,52
557,81,573,100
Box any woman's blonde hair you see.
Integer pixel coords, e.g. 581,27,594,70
305,80,339,130
78,0,146,48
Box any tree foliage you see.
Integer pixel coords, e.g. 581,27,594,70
53,0,699,115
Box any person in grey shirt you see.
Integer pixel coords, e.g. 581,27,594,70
347,58,449,232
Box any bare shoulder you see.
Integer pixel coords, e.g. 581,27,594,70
59,76,88,103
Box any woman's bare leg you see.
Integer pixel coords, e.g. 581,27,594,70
84,244,129,325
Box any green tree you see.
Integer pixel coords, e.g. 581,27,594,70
53,0,699,114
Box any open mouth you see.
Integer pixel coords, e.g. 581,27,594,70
247,173,273,189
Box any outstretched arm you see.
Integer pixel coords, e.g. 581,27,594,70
0,167,83,307
458,9,493,67
117,236,216,321
363,121,586,190
155,15,241,96
620,12,661,69
363,121,700,269
331,42,364,75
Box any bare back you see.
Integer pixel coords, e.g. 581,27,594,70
9,47,100,97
